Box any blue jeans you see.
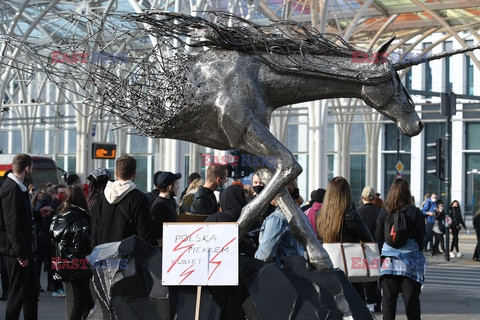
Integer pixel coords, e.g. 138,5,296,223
423,222,434,251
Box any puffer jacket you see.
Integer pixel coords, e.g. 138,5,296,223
50,205,92,282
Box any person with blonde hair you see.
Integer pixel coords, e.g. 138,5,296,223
178,178,204,214
316,176,373,301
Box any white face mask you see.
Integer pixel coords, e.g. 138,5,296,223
432,198,437,203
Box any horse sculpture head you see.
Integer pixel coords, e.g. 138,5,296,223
359,38,423,137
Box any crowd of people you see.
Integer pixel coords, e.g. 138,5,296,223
0,153,477,320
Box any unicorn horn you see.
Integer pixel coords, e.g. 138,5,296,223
393,44,480,71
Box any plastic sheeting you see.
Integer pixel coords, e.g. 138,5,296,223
86,236,372,320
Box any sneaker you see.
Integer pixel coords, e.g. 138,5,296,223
457,252,463,258
52,289,65,298
450,252,456,258
367,304,375,313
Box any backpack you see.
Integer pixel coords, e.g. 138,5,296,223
384,206,409,248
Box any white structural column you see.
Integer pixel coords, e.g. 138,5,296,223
308,100,329,190
333,98,356,180
75,107,93,182
409,104,424,206
362,106,382,187
451,104,464,204
162,139,186,190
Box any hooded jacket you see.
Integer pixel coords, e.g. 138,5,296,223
91,180,153,247
50,205,92,281
205,184,246,222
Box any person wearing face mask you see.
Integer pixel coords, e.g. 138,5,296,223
255,180,306,267
190,164,228,215
251,173,277,219
431,200,446,256
150,172,182,244
422,192,438,252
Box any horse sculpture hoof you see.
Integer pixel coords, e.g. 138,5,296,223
306,244,334,270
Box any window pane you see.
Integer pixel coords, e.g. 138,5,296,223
67,157,76,175
328,154,334,181
384,153,411,199
466,154,480,216
350,123,365,152
12,131,21,153
135,156,148,192
286,124,298,152
32,130,45,154
350,154,365,205
466,123,480,150
68,130,76,154
59,131,65,154
130,135,148,153
385,123,411,151
0,131,8,153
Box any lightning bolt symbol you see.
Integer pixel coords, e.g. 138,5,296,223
390,226,396,243
208,237,236,281
167,226,203,273
179,264,196,284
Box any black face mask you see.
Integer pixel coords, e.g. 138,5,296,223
253,185,264,195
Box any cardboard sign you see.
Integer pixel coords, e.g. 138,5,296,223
162,223,238,286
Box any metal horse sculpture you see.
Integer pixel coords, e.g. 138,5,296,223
103,12,424,270
3,12,426,270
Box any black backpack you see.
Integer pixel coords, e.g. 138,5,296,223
384,206,410,248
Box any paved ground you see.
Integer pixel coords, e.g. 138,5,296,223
1,219,479,319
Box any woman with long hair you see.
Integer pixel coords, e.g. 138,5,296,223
86,167,111,211
375,178,425,320
50,185,94,320
449,200,468,258
317,176,373,301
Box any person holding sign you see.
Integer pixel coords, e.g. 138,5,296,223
151,171,182,244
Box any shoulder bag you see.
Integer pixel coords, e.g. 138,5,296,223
322,221,381,282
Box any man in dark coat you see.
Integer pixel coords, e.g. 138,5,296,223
91,156,154,247
0,154,40,319
357,186,381,313
190,164,228,215
150,171,182,244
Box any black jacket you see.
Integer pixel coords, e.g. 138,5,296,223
357,203,380,240
91,189,154,247
205,184,246,223
339,209,374,243
474,214,480,234
146,189,160,209
50,206,92,281
375,205,425,252
190,186,217,215
0,177,34,260
151,196,178,240
450,206,467,230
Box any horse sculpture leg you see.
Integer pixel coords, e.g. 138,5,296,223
236,122,333,270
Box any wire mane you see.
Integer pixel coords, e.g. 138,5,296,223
127,11,392,83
